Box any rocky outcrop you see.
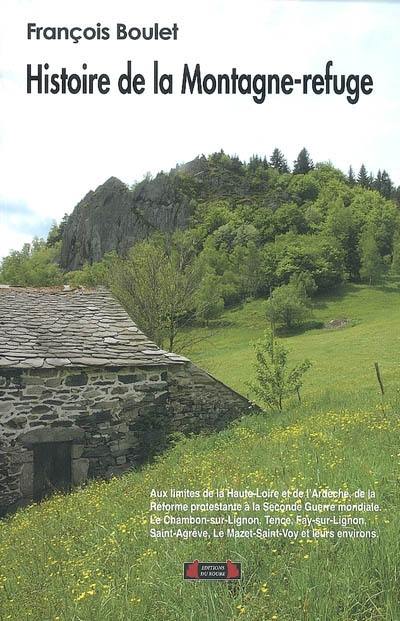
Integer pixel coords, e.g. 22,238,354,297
59,153,262,271
60,175,195,271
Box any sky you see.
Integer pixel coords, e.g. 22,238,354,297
0,0,399,259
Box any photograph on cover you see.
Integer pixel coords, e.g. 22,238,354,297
0,0,399,619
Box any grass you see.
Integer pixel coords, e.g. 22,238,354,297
1,283,400,620
1,407,399,620
185,283,400,409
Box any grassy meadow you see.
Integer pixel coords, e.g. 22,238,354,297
186,282,400,409
1,283,400,621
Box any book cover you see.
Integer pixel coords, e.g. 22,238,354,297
0,1,399,619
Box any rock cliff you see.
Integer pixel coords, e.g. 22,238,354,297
60,173,195,271
59,153,257,271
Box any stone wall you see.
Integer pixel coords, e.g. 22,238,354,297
167,362,252,433
0,363,252,514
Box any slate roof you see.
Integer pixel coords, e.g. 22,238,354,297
0,286,187,369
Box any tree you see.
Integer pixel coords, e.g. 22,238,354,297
240,241,264,298
162,252,202,350
293,148,314,175
274,233,345,291
110,243,166,346
359,223,384,284
0,239,63,286
46,221,61,247
111,238,201,350
324,199,360,280
269,148,289,173
265,282,311,330
357,164,369,188
288,174,320,203
289,272,316,296
379,170,393,199
390,232,400,278
212,222,258,252
248,154,268,172
46,213,69,247
195,273,224,325
66,252,116,287
374,170,383,194
273,202,307,235
347,165,356,186
394,186,400,207
248,330,312,410
231,241,264,298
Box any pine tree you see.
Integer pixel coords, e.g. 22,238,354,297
380,170,393,199
348,165,355,186
368,173,374,188
46,213,69,247
248,154,261,172
269,148,289,173
357,164,369,188
395,186,400,207
374,169,383,193
364,168,392,197
293,148,314,175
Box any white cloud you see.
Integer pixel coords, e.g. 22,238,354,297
0,0,399,258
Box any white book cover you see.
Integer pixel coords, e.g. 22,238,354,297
0,1,399,620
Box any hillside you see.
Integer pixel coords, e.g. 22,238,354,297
186,282,400,408
55,150,399,275
1,407,398,621
59,153,267,271
0,285,400,620
2,151,400,342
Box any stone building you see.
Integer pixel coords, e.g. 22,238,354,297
0,286,252,514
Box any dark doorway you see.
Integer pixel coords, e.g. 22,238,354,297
33,442,72,501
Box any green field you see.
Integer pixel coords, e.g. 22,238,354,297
1,284,400,621
187,283,400,410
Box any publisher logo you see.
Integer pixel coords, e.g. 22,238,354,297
183,560,241,580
